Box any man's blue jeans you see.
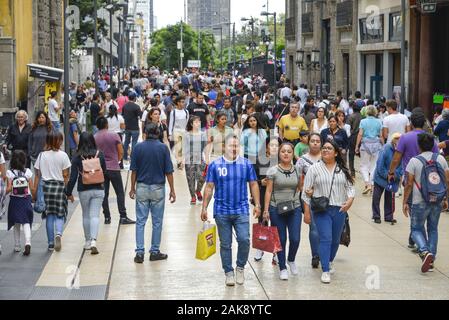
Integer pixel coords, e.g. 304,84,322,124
46,214,65,245
215,214,250,274
411,202,442,258
52,121,61,132
269,206,302,271
124,130,140,161
313,206,346,272
135,183,166,255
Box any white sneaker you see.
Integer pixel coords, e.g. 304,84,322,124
329,262,336,274
84,241,92,250
254,250,264,262
279,269,289,281
288,261,299,275
225,272,235,287
14,245,21,253
236,267,245,285
90,240,99,255
321,272,331,284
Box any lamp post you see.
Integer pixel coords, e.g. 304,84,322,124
309,49,335,98
63,0,70,153
241,17,256,75
261,11,277,87
94,0,99,94
400,0,406,113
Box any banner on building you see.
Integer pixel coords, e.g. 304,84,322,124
281,50,286,74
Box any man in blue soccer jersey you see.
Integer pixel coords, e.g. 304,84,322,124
201,134,261,287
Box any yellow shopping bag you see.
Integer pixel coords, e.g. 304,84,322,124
195,223,217,261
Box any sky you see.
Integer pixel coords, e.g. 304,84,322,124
154,0,285,30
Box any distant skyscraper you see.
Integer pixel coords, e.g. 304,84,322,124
187,0,231,38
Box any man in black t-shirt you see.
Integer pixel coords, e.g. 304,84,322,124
122,92,143,161
187,93,209,130
90,93,102,134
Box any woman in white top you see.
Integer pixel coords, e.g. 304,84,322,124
34,132,71,252
336,110,351,138
310,107,328,134
302,139,355,284
107,105,125,137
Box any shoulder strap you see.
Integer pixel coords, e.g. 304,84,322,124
328,167,337,199
301,156,314,166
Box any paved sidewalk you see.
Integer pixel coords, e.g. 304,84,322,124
107,170,449,300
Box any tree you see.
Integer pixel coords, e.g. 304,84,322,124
70,0,109,49
147,22,216,71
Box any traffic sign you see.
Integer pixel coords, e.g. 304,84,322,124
187,60,201,68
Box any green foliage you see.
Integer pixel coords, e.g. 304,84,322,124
147,22,217,71
71,0,109,49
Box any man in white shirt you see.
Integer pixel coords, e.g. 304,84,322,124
296,84,309,105
280,83,292,100
48,91,61,132
383,99,411,143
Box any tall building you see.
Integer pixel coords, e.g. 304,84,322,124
187,0,231,38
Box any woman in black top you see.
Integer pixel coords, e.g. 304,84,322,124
28,111,53,165
6,111,32,166
66,132,107,255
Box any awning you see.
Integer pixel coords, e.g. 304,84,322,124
27,64,64,81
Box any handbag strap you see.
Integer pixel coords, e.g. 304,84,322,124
328,166,337,199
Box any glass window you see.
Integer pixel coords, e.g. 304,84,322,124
359,15,384,44
389,12,402,42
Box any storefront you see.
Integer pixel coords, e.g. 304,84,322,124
409,2,449,117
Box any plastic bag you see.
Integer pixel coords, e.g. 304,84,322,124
340,213,351,247
195,222,217,261
252,223,282,254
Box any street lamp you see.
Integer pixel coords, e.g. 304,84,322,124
310,49,335,98
105,1,125,88
260,11,277,86
241,17,256,75
212,26,224,74
295,49,305,69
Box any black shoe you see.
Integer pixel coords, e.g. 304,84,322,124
105,217,111,225
48,245,55,252
373,218,381,224
385,219,397,225
23,245,31,256
311,256,320,269
120,217,136,225
134,253,144,264
150,252,168,261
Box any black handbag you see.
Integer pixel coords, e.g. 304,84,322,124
311,168,336,213
273,166,300,216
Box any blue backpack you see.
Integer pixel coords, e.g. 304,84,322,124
415,153,447,204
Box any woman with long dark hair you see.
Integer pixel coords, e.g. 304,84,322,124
34,132,71,252
241,115,268,164
144,108,170,149
66,132,107,254
205,111,233,164
107,105,125,138
302,139,355,284
28,111,53,166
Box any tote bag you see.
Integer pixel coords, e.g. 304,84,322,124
195,223,217,261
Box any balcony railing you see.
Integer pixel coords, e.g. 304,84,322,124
285,17,296,40
336,0,353,27
302,12,313,34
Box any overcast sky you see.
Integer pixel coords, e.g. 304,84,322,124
154,0,285,30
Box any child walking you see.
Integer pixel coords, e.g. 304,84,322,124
6,150,35,256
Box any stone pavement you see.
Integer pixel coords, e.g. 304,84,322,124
1,167,449,300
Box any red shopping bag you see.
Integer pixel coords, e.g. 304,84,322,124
252,224,282,254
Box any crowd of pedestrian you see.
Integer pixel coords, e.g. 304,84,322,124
0,64,448,288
